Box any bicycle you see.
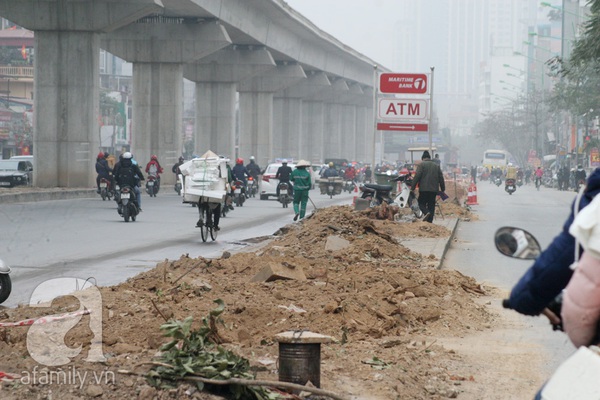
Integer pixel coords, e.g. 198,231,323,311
195,199,219,242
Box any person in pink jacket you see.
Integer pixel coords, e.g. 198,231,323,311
562,193,600,347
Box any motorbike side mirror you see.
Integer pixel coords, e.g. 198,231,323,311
494,227,541,260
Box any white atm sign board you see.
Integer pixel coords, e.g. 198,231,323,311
378,98,429,121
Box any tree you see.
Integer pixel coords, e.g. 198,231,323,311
568,0,600,68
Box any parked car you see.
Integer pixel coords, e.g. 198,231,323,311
9,155,34,169
0,160,33,187
259,162,296,200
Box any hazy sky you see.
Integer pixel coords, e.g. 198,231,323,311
284,0,401,69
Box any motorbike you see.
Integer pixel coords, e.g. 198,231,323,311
505,178,516,195
232,179,246,207
516,177,523,187
247,176,258,198
0,259,12,304
174,175,182,196
145,175,159,197
117,185,139,222
344,180,357,194
494,176,502,187
277,181,292,208
392,173,423,218
99,177,113,201
359,183,394,207
535,176,542,191
320,177,343,199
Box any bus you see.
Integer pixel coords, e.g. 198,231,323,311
482,149,508,171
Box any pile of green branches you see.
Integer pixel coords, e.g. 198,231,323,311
146,299,279,400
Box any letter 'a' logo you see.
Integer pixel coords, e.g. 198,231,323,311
27,278,106,366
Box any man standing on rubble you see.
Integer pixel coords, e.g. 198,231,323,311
411,150,445,223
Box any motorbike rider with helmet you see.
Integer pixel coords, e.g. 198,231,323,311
322,162,339,178
113,152,145,211
95,152,112,194
534,166,544,188
145,155,164,191
232,158,249,196
276,159,294,198
246,156,261,180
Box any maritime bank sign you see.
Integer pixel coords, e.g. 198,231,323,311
377,73,430,132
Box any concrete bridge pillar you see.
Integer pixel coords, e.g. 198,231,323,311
301,101,325,165
184,47,275,160
237,64,306,168
274,71,331,161
102,19,231,184
0,0,163,187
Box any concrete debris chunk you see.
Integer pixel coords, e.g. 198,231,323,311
325,235,351,251
250,262,306,282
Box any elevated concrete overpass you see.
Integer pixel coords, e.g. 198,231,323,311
0,0,385,187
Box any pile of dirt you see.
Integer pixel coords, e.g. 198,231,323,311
0,204,493,400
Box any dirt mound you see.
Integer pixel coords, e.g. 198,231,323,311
0,204,492,400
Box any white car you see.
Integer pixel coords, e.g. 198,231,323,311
259,162,296,200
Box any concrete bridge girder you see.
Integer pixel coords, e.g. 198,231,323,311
238,64,307,167
0,0,164,32
101,21,231,63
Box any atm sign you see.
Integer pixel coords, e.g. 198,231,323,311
379,73,428,94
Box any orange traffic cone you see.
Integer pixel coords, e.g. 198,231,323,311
466,182,479,205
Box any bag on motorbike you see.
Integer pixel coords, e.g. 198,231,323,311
540,345,600,399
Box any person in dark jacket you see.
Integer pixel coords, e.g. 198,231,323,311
113,152,145,210
95,152,112,193
276,159,294,197
505,167,600,399
506,167,600,317
410,150,445,223
245,156,261,181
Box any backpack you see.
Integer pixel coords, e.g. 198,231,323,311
148,163,158,177
117,165,137,186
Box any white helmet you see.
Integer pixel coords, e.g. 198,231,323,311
250,156,255,160
282,159,288,164
122,152,133,159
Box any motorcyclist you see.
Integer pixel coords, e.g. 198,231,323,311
503,167,600,398
95,152,112,194
322,162,339,178
575,165,587,190
344,163,356,182
245,156,261,181
145,155,164,191
113,152,145,211
276,159,294,198
504,163,517,192
232,158,249,196
534,166,543,187
172,156,184,177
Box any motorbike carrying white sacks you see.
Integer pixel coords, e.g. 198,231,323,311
563,193,600,348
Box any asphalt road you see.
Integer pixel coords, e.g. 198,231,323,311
0,188,357,307
443,180,578,378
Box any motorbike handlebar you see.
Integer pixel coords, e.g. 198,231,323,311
503,298,563,331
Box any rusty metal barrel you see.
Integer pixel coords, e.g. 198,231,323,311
274,331,334,388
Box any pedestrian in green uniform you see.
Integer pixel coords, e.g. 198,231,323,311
291,160,312,221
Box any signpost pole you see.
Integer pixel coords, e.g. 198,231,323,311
372,64,378,170
429,66,435,155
